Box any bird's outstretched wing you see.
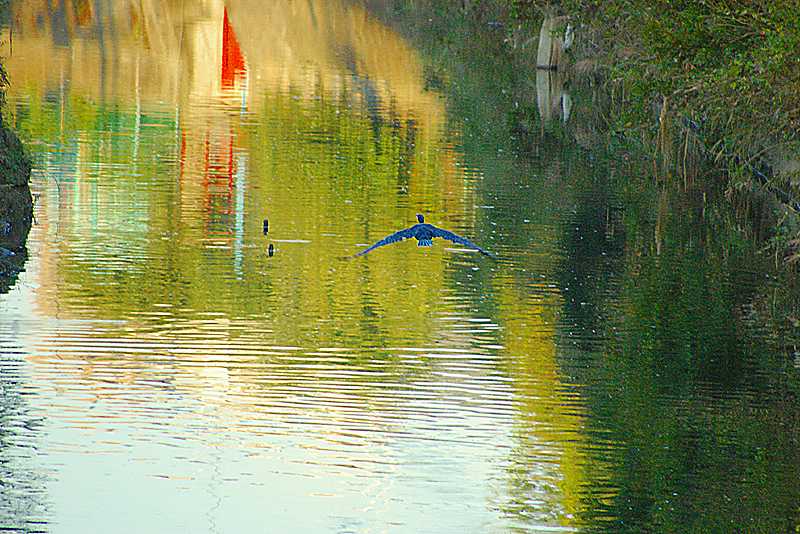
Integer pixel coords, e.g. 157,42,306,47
431,227,496,258
354,226,417,257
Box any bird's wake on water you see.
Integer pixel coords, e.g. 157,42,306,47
353,214,495,259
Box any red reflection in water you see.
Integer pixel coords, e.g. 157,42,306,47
221,8,246,89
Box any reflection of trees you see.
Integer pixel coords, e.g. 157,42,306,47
17,85,457,348
574,328,800,532
366,5,613,527
5,2,500,492
373,3,800,530
560,152,800,531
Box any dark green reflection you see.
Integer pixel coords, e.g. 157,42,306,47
374,2,800,532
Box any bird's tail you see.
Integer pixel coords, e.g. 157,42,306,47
418,239,433,247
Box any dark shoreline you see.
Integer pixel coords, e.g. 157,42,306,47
0,119,33,289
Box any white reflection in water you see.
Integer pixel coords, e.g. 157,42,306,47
0,0,584,532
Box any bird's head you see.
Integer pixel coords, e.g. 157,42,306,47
416,213,424,223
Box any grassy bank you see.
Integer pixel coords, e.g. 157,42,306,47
364,0,799,353
511,1,800,155
517,0,800,255
367,0,800,261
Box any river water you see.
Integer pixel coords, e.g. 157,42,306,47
1,1,799,533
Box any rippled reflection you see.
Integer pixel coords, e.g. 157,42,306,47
2,0,799,532
1,1,570,532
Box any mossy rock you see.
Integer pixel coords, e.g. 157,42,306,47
0,123,33,293
0,125,31,187
0,184,32,250
0,183,32,293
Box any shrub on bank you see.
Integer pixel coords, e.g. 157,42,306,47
516,1,800,175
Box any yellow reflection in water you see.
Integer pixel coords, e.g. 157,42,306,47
4,0,597,530
494,277,598,528
9,0,460,333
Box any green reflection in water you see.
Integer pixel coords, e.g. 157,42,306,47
374,2,800,532
2,1,582,531
3,0,800,532
563,184,800,532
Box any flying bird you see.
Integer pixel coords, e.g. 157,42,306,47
354,214,495,258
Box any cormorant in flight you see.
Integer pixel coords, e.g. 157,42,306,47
355,214,495,258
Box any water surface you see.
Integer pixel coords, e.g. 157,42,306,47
1,1,799,533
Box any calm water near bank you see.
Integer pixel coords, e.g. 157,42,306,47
1,1,799,533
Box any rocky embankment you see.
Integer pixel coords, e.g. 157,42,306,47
0,121,32,287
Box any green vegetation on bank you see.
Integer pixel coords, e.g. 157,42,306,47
515,2,800,142
0,63,29,187
370,0,800,259
519,0,800,240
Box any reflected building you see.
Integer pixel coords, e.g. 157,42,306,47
0,2,602,531
7,0,459,289
2,0,478,421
